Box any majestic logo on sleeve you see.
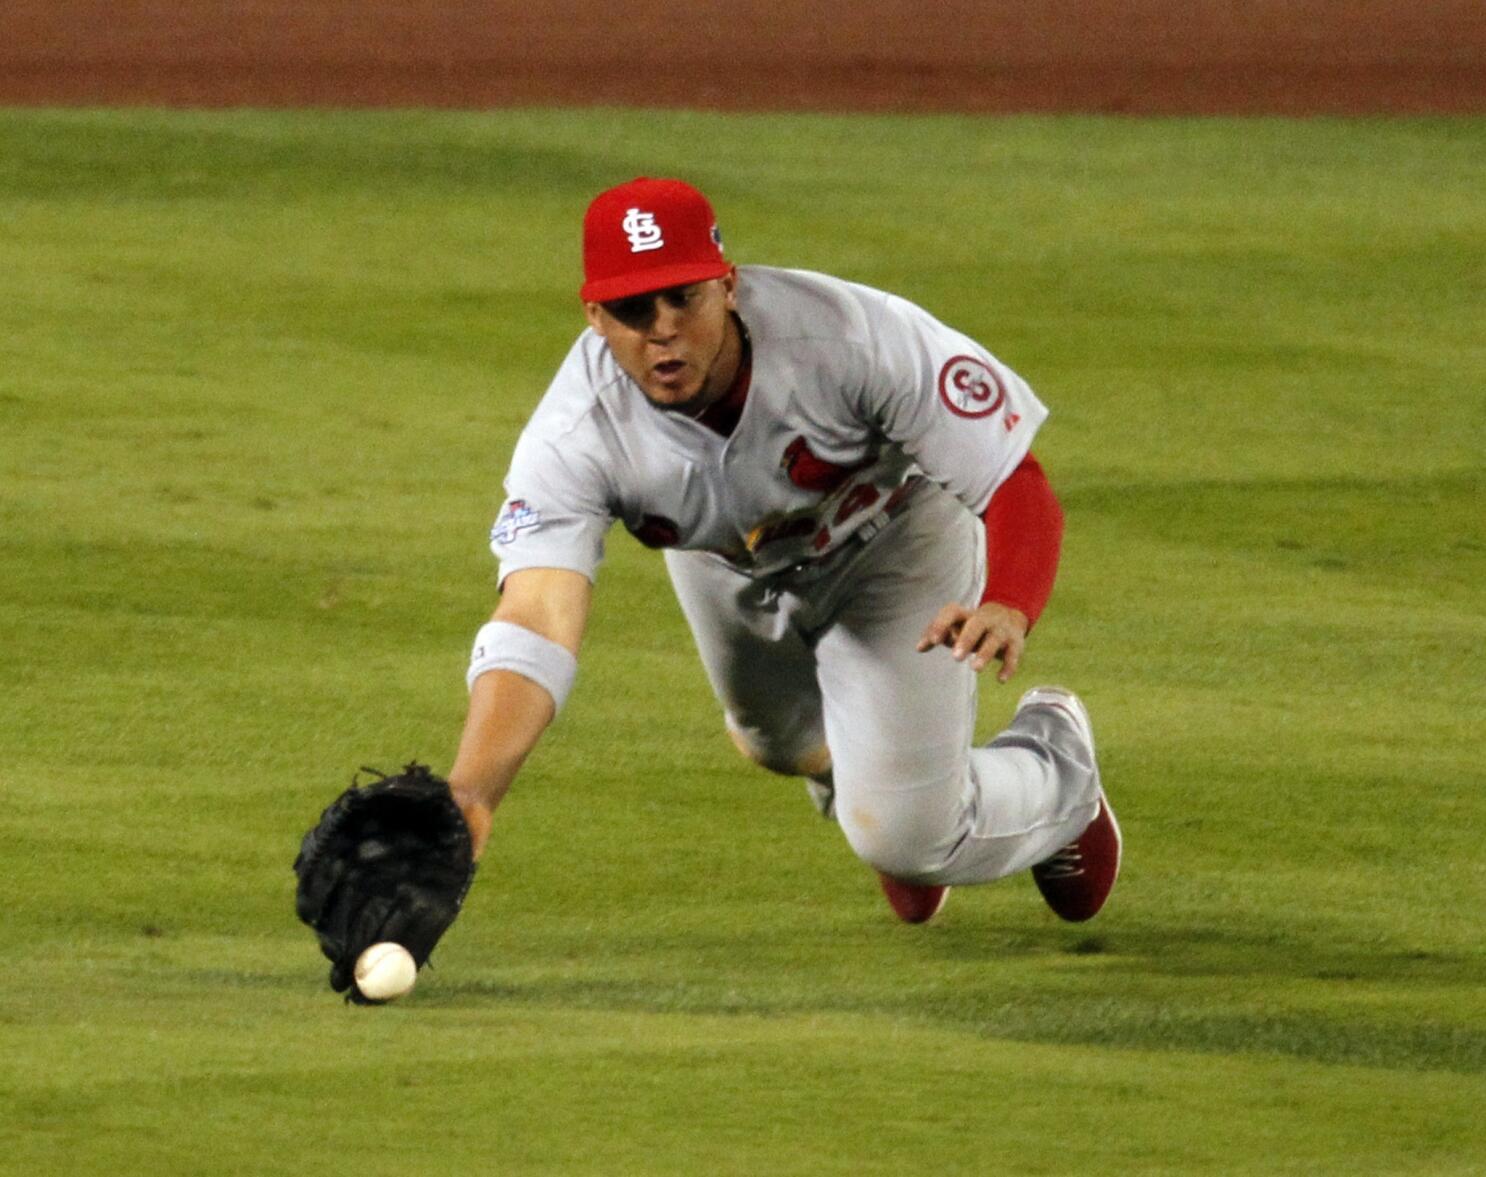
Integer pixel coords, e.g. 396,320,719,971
622,208,664,253
490,499,542,545
937,355,1007,419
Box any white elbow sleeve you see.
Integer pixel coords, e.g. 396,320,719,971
467,620,578,712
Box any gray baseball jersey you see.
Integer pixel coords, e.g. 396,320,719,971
487,263,1101,890
489,265,1048,583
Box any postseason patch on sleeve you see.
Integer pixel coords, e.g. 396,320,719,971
490,499,542,546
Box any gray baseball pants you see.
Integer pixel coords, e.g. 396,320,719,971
664,483,1100,886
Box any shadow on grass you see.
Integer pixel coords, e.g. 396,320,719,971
933,917,1484,988
412,915,1486,1077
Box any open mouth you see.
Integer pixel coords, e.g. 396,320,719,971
653,360,687,383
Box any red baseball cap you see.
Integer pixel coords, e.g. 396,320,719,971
580,177,732,302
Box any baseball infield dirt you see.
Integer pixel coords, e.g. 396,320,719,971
2,0,1483,114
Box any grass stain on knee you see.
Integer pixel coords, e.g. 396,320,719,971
848,807,880,833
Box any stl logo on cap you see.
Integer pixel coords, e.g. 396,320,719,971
622,208,664,253
581,178,732,303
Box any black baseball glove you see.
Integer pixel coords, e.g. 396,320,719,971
293,763,477,1003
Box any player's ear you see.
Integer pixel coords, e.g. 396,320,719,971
583,301,607,336
720,267,739,311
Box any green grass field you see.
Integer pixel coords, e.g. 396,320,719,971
2,107,1483,1175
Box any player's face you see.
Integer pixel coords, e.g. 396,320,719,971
585,274,741,413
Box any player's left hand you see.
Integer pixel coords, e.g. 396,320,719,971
916,601,1030,682
294,763,477,1002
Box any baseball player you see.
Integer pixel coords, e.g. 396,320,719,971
448,177,1120,926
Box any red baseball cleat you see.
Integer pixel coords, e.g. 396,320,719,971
1031,790,1122,922
877,872,950,924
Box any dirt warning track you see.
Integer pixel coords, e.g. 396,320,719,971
3,0,1484,115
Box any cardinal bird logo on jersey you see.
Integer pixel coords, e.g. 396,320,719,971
937,355,1006,419
780,436,870,494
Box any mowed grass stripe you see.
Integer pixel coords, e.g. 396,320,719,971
3,992,1481,1176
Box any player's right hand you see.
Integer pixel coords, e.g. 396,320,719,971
916,601,1029,682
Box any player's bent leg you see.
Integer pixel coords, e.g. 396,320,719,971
811,487,1105,905
833,684,1106,902
965,686,1103,881
811,488,985,896
666,549,831,812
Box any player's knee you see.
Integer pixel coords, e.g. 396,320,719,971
727,725,789,774
836,801,953,882
727,723,828,779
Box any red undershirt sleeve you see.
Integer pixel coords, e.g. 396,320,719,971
979,453,1064,627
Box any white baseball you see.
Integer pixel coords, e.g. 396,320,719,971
354,942,418,1002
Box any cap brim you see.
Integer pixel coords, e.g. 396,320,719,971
580,260,732,303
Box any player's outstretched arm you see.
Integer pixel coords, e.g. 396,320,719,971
449,567,592,859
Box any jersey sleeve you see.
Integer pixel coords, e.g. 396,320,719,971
856,290,1049,514
490,426,614,587
980,453,1064,624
